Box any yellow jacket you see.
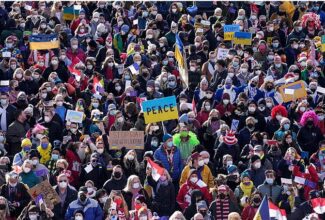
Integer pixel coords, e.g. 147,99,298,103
179,165,214,190
37,144,52,165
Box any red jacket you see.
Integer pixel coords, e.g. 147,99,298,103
293,164,319,200
196,110,209,125
241,205,258,220
215,103,236,117
66,48,86,64
65,149,82,187
70,18,89,33
176,180,212,210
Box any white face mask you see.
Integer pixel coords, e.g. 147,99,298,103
72,45,78,50
223,99,229,105
23,167,31,173
29,214,38,220
97,148,104,154
44,116,51,122
190,177,198,183
117,117,124,123
254,162,261,169
226,160,233,166
198,160,204,167
203,158,209,164
51,60,58,65
75,216,83,220
59,181,68,188
133,182,140,189
248,107,256,112
32,159,39,166
127,154,134,160
99,196,108,204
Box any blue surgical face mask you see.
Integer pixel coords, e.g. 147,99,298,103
41,143,48,149
283,124,290,131
167,141,173,148
51,154,59,161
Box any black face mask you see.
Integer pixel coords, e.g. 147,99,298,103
219,193,226,199
211,117,219,122
247,124,254,129
113,172,121,179
79,193,87,202
199,210,207,216
253,197,261,204
0,204,6,210
266,85,273,91
307,120,314,127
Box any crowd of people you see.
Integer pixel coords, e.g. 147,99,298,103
0,1,325,220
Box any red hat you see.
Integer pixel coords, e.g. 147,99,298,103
223,130,237,145
191,152,200,160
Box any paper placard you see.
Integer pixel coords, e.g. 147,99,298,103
284,88,295,95
129,63,140,75
317,86,325,94
133,19,138,25
141,96,179,124
109,131,144,150
27,180,60,209
84,164,93,173
279,80,307,103
231,119,239,131
74,5,82,10
281,178,293,185
2,51,11,58
294,176,306,185
125,80,131,89
25,5,32,11
65,110,84,123
0,81,9,86
217,48,229,60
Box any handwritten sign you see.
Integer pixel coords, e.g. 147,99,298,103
141,96,179,124
217,48,229,60
233,32,252,45
65,110,84,123
109,131,144,150
224,25,240,41
279,80,307,103
27,180,60,209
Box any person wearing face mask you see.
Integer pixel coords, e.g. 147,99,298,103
257,170,282,203
165,21,178,47
70,8,90,33
196,100,212,126
139,80,163,100
40,109,63,144
234,172,255,208
66,37,87,64
179,152,214,190
210,60,228,90
177,169,212,211
110,110,133,131
103,165,127,195
241,191,263,220
297,110,323,154
215,129,240,168
244,155,266,187
28,149,49,182
274,117,298,143
80,152,107,189
0,171,31,218
209,184,240,220
122,150,141,177
287,21,306,45
65,186,103,220
277,147,305,181
285,38,300,67
19,159,40,188
265,105,288,138
215,92,235,122
146,168,176,217
0,92,16,132
36,135,52,165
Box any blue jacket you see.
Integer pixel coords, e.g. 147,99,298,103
215,87,239,103
154,145,183,181
237,86,265,103
65,198,103,220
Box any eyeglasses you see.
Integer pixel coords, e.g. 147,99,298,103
91,160,98,163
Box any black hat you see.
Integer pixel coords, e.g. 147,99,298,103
251,155,260,164
29,149,40,159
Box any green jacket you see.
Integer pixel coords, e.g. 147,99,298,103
173,131,200,160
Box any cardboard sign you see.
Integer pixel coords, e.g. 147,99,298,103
281,178,293,185
65,110,84,123
109,131,144,150
279,80,307,103
27,181,60,209
322,35,325,52
217,48,229,60
223,25,240,41
141,96,179,124
2,51,11,58
233,32,252,45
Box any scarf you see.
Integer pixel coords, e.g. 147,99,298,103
215,198,229,220
239,181,254,197
0,105,7,131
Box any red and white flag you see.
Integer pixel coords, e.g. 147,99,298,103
269,201,287,220
147,158,164,181
311,198,325,214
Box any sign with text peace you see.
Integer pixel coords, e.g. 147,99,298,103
142,96,179,123
223,25,240,41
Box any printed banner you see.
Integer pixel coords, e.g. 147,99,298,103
29,34,59,50
109,131,144,150
141,96,179,124
27,180,60,209
217,48,229,60
65,110,84,123
279,80,307,103
233,32,252,45
223,25,240,41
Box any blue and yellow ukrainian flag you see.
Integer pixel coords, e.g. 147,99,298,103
233,32,252,45
63,6,80,21
175,34,188,87
29,34,60,50
253,196,270,220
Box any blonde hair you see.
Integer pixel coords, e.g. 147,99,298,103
123,175,142,192
169,211,186,220
123,150,140,172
